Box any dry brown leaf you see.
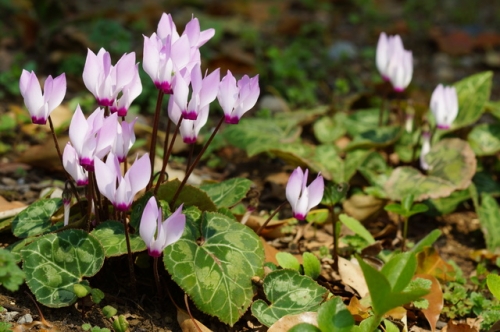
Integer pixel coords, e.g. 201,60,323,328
385,306,406,320
17,136,69,171
177,308,212,332
337,256,369,297
244,215,289,239
441,320,479,332
487,320,500,332
414,274,443,332
346,296,371,321
260,236,280,265
416,247,455,282
342,193,386,222
268,312,318,332
0,195,26,219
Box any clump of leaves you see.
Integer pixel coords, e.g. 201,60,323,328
0,248,25,291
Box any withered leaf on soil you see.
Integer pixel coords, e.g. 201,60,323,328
414,273,443,332
416,247,455,281
268,312,318,332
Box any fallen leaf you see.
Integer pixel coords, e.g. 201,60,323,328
346,297,371,321
244,214,289,239
177,308,212,332
414,274,443,332
342,193,386,222
17,136,69,171
337,256,369,297
260,237,280,265
416,247,455,282
268,312,318,332
441,320,478,332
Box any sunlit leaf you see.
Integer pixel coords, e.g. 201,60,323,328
12,198,63,238
21,229,105,307
452,71,492,130
276,252,300,271
339,214,375,245
302,252,321,280
478,193,500,253
317,297,354,332
156,179,217,212
385,139,476,201
468,123,500,156
313,113,347,144
164,210,264,326
90,221,147,257
251,269,329,327
200,178,253,209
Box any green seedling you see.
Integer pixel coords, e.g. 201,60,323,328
73,281,104,304
81,323,110,332
356,251,430,331
275,252,322,280
102,305,118,319
112,315,129,332
289,297,354,332
384,194,428,251
0,248,25,291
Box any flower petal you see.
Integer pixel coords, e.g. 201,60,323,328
164,204,186,247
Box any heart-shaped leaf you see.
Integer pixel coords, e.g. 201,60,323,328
467,123,500,156
163,210,264,326
317,297,355,332
346,126,402,150
12,198,63,238
452,71,492,130
200,178,253,209
344,108,389,137
21,229,105,307
156,179,217,212
91,221,147,257
251,269,329,327
478,193,500,253
385,138,476,201
313,113,347,144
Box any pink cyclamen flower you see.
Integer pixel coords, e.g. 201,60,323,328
110,63,142,117
69,106,118,171
376,32,404,81
430,84,458,130
286,167,324,220
217,70,260,124
63,143,88,186
173,64,220,120
420,131,432,171
112,118,137,163
386,47,413,92
83,48,136,106
139,197,186,257
19,70,66,125
94,152,150,212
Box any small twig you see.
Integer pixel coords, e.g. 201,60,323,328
25,291,53,328
185,294,203,332
147,91,165,190
256,201,287,236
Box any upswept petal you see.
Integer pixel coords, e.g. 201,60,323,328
126,153,151,198
286,167,304,210
218,70,238,115
82,49,99,95
139,197,160,246
115,52,136,91
142,34,161,80
94,157,118,203
376,32,388,76
19,70,32,97
63,143,88,186
94,112,118,160
157,13,179,41
23,73,44,120
173,74,191,118
69,105,89,153
149,218,167,256
306,174,324,210
170,34,191,72
200,68,220,108
164,204,186,247
168,96,182,124
46,73,66,111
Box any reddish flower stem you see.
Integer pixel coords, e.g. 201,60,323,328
147,91,165,190
155,117,182,195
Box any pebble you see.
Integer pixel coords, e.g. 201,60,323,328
17,313,33,324
258,95,288,114
1,311,19,322
328,41,358,61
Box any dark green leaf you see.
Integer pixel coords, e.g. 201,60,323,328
12,198,63,238
317,297,354,332
200,178,253,208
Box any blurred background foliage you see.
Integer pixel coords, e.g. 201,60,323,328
0,0,500,111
